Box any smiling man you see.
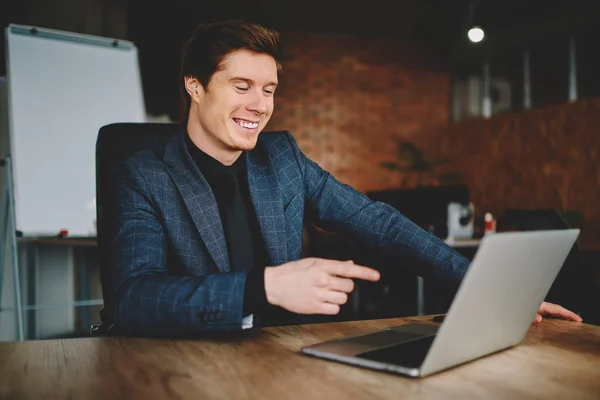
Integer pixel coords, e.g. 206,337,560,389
102,19,581,337
184,48,277,164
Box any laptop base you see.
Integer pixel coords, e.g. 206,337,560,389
301,323,438,378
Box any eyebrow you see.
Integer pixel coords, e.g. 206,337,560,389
230,77,278,87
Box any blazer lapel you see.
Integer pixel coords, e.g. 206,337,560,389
246,144,288,267
163,130,230,273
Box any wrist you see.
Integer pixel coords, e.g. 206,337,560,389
264,266,279,306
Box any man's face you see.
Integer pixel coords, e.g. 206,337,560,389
187,49,278,160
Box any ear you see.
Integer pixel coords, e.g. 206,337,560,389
184,76,204,103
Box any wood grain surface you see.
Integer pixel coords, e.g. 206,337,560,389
1,316,599,400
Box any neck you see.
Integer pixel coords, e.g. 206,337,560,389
186,117,241,166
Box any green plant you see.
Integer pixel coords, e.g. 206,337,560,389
380,140,462,187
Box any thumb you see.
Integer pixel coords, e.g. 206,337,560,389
533,314,542,323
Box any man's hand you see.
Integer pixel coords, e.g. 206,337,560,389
534,301,582,323
264,258,380,315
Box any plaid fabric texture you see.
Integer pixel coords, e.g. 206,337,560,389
103,128,469,336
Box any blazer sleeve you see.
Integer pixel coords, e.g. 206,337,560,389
282,131,470,287
102,158,247,336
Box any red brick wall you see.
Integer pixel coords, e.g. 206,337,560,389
266,33,450,192
264,33,599,249
421,99,600,250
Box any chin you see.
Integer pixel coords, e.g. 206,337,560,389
231,132,261,151
240,141,258,151
231,138,258,152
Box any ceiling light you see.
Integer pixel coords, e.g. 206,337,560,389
467,26,485,43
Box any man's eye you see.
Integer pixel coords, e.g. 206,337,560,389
235,86,249,91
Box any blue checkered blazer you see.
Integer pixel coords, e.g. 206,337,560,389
104,128,469,336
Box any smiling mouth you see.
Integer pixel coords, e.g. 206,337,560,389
233,118,259,129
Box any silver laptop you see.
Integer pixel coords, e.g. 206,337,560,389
301,229,580,377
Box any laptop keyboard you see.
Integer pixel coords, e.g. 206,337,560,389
356,335,435,369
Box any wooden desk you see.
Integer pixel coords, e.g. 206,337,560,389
1,316,599,399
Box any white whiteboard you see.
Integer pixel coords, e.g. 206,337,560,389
5,24,146,236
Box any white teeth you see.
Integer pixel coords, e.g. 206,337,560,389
235,119,258,129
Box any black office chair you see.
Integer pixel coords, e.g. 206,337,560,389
91,122,182,335
496,209,585,316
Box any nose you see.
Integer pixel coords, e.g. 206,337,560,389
246,89,268,115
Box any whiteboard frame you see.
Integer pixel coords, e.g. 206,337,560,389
5,24,146,237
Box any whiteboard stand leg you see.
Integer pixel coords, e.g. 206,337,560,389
1,156,25,340
0,186,8,309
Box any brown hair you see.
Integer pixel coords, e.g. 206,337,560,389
180,19,282,112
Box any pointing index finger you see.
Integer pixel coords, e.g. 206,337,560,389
321,261,380,281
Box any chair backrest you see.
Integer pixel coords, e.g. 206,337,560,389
95,122,181,307
496,209,583,313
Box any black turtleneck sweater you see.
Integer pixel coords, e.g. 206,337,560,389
184,133,268,317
